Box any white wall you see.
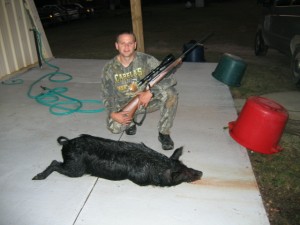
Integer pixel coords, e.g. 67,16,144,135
0,0,52,79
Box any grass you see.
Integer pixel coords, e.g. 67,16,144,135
249,134,300,225
43,0,300,224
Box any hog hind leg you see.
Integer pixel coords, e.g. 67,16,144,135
32,160,85,180
32,160,62,180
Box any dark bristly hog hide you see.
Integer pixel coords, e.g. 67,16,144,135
32,134,202,187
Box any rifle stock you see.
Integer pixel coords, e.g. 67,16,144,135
119,33,213,123
121,95,140,119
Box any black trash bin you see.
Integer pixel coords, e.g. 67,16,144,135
183,40,205,62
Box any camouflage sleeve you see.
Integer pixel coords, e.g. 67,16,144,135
100,63,118,114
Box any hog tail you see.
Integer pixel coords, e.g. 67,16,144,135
57,136,69,145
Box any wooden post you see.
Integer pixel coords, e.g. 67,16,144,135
130,0,144,52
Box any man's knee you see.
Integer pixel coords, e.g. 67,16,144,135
108,127,122,134
165,87,178,108
107,118,124,134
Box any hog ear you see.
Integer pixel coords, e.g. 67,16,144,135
170,147,183,160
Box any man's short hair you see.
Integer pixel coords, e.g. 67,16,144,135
116,31,137,42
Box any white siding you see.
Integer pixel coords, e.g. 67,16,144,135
0,0,52,79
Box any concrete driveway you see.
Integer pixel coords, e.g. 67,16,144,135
0,59,270,225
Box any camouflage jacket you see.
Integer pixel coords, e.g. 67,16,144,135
100,52,177,114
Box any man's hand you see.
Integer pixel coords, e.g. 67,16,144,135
137,90,153,107
110,111,132,125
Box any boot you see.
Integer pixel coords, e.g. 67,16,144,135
158,132,174,150
125,125,137,135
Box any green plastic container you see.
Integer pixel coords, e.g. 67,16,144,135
212,53,247,87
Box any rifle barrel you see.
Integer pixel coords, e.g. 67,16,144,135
138,33,213,87
199,32,214,45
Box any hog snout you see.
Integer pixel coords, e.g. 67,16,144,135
187,169,203,182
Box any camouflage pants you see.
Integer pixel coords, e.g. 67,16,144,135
107,86,178,135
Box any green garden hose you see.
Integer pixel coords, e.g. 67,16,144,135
26,28,105,116
1,1,105,116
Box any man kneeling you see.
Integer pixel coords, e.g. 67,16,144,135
100,31,178,150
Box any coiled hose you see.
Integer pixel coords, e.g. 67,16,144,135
25,29,105,115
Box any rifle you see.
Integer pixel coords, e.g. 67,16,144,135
120,33,213,124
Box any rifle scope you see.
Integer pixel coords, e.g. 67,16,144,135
138,54,175,86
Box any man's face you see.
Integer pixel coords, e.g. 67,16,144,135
115,34,137,58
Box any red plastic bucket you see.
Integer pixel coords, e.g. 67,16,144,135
228,96,289,154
